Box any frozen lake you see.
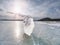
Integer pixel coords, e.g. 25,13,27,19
0,21,60,45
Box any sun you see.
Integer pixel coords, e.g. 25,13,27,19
13,2,20,14
9,0,28,16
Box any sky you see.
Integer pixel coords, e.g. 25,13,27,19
0,0,60,19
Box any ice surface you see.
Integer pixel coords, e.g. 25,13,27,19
0,21,60,45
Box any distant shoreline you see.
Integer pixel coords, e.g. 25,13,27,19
35,18,60,21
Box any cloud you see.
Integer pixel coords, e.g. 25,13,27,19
0,0,29,15
0,0,60,19
25,0,60,18
46,2,60,18
0,8,3,11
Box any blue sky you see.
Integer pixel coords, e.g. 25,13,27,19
0,0,60,19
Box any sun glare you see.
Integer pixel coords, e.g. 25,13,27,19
10,0,28,15
13,2,20,13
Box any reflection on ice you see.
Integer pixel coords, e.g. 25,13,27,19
14,21,20,39
14,21,24,40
